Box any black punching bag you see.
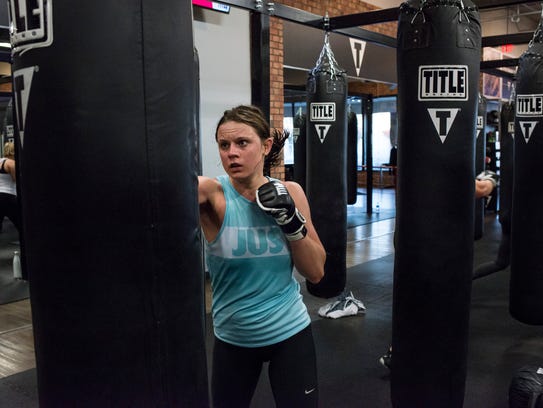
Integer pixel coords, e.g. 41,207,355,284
10,2,209,406
474,93,487,240
305,32,348,298
293,108,307,191
473,100,514,279
347,109,358,205
392,1,481,407
500,101,515,239
510,21,543,325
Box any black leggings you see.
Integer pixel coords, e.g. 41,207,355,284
0,192,20,232
211,325,318,408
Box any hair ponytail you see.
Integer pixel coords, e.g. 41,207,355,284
264,128,289,175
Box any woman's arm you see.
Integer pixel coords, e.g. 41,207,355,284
0,158,16,181
475,179,494,199
283,181,325,284
475,170,498,198
198,176,212,205
197,176,224,243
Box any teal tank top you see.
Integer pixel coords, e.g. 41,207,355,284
205,175,310,347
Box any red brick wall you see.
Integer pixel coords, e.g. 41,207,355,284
269,17,285,180
268,1,398,179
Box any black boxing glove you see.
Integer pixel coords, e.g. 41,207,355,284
476,170,499,188
256,180,307,241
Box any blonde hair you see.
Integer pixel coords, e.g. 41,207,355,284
3,142,15,159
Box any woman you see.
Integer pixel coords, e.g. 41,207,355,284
198,105,325,408
0,142,20,233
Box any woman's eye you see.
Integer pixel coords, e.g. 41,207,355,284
238,140,248,147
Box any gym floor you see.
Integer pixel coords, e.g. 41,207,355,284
1,187,542,407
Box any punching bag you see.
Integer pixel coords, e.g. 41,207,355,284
392,1,481,406
305,31,348,298
347,109,358,205
293,108,307,191
500,100,515,239
474,93,487,240
473,100,514,279
10,2,209,406
509,366,543,408
510,20,543,325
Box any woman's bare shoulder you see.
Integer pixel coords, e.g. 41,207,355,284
198,176,222,204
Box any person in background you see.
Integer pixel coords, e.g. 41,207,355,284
198,105,326,408
475,170,498,199
0,141,20,233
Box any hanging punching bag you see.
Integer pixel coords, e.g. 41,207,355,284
392,1,481,407
293,108,307,191
10,1,209,406
474,93,487,240
347,108,358,205
500,100,515,239
473,100,514,279
510,20,543,325
305,31,348,298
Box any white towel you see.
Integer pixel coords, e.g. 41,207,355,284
318,291,366,319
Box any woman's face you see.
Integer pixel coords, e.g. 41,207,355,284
217,121,270,180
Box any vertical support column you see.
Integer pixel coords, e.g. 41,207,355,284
250,11,271,120
347,108,358,205
364,96,374,214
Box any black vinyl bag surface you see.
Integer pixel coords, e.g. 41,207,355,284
392,1,481,406
10,2,209,406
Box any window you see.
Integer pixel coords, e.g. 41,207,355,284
283,101,306,165
283,96,397,169
372,112,392,166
